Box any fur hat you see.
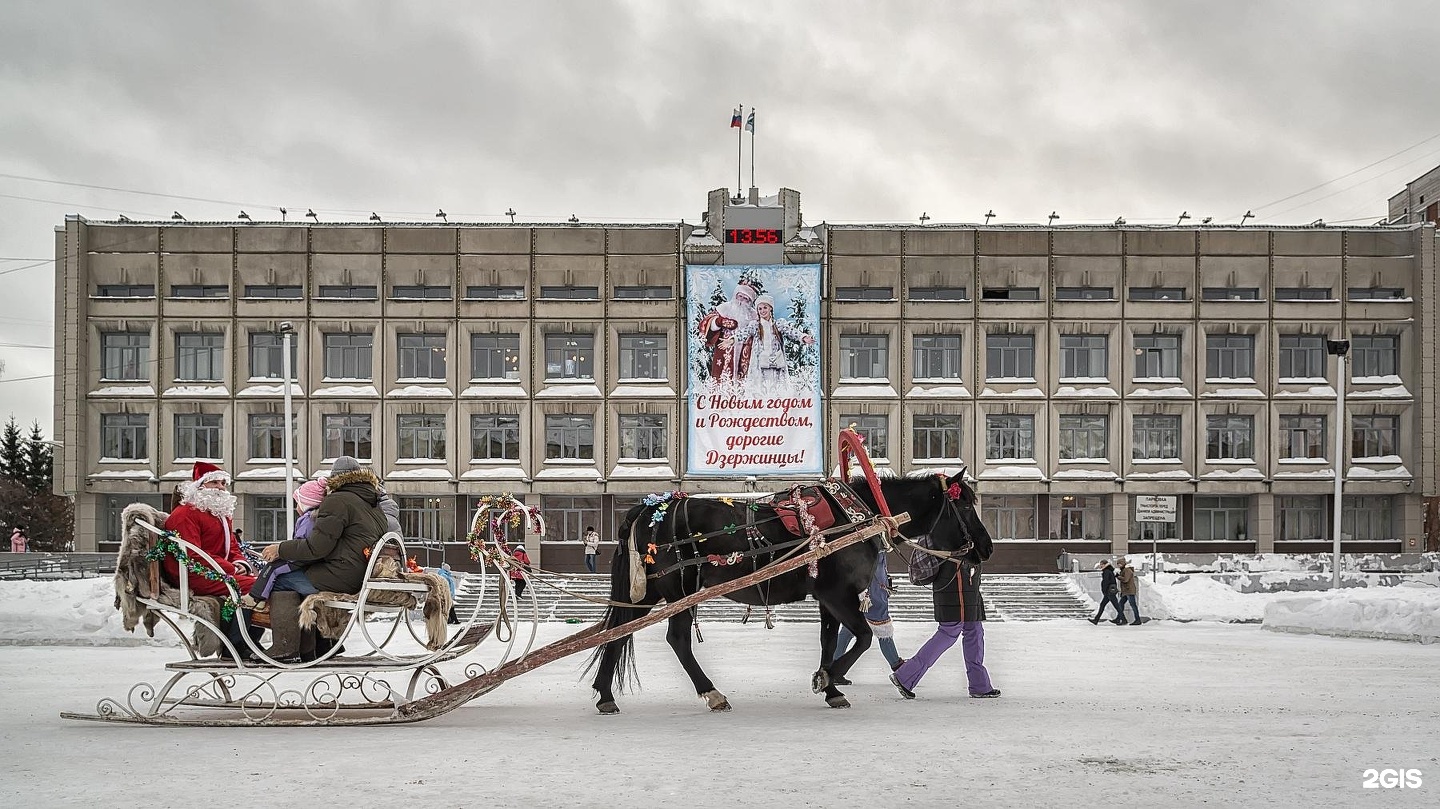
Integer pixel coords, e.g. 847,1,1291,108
1117,556,1128,566
331,456,362,474
733,281,757,302
190,461,229,486
293,479,328,509
755,293,775,311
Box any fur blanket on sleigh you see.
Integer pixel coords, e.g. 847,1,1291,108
114,503,226,657
297,555,452,651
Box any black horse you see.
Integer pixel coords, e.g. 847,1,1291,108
585,473,991,713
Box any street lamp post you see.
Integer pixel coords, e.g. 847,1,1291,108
280,321,297,542
1327,339,1350,589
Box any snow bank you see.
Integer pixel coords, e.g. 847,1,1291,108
0,578,181,647
1262,583,1440,644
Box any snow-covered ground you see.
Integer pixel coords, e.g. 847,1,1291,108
0,578,1437,807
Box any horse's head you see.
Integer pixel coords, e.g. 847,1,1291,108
858,472,993,563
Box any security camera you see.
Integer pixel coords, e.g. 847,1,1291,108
279,321,296,334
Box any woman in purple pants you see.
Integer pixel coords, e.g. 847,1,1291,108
891,556,1001,700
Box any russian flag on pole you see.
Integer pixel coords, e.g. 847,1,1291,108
730,106,742,128
745,110,755,132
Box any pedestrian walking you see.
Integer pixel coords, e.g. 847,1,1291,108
582,526,600,574
436,562,460,624
10,524,28,553
833,555,903,680
1089,559,1124,624
509,543,532,600
890,556,1000,700
1116,556,1142,625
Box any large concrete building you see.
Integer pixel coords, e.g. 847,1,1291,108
52,186,1439,571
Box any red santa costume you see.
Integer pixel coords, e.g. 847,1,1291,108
161,462,257,596
697,280,758,382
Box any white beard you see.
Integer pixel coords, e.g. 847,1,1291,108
185,485,237,519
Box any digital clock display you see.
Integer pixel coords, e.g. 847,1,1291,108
725,228,782,244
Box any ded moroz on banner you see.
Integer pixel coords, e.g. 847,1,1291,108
686,264,822,477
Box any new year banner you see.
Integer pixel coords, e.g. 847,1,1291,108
686,264,823,477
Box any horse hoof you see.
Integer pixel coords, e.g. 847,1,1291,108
701,689,731,712
597,701,620,715
811,670,830,694
710,700,732,712
826,695,851,709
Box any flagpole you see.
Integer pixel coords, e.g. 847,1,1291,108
735,104,743,196
749,109,756,189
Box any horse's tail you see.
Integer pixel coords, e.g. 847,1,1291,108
583,506,649,691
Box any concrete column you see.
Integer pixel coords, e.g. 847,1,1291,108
1110,493,1130,555
1254,492,1275,553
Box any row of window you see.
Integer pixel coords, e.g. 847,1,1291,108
97,410,1400,465
98,491,1401,547
95,282,1410,303
96,329,1403,384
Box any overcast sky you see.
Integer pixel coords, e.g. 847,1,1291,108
3,1,1439,434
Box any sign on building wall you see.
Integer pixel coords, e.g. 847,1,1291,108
685,264,823,477
1134,495,1178,523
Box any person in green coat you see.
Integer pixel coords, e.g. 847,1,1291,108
261,456,388,595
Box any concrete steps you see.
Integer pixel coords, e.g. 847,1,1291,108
452,572,1093,625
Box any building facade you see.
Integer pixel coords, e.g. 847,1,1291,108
52,188,1439,571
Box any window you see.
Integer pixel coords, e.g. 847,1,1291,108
464,285,525,300
100,413,147,459
1343,495,1394,541
1347,287,1406,300
1058,415,1107,460
174,413,222,459
618,334,666,380
539,285,600,300
323,414,372,459
1133,334,1180,379
170,284,228,298
545,414,594,460
911,414,962,460
841,414,889,460
243,284,302,299
985,334,1035,379
392,284,452,300
397,333,447,380
1051,495,1106,540
247,413,297,460
986,414,1035,460
908,286,968,301
835,286,894,301
317,284,377,300
323,333,373,379
96,284,155,298
543,495,602,544
1194,495,1250,541
1275,287,1332,300
397,414,446,460
984,495,1036,540
618,414,667,460
100,332,150,381
1276,495,1325,541
248,332,299,380
1132,415,1180,460
1127,287,1187,301
981,287,1039,301
913,334,963,380
1278,415,1325,459
543,333,595,380
1350,335,1398,378
1277,335,1326,379
613,285,673,300
1351,415,1398,458
1059,335,1107,379
1131,496,1178,541
1201,287,1260,301
839,334,888,379
470,333,521,380
175,333,224,382
1205,334,1254,379
471,414,520,461
1205,415,1254,460
249,496,289,544
100,494,165,549
396,496,456,545
1055,286,1113,300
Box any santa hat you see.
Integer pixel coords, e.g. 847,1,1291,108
191,461,229,487
293,479,328,509
734,281,757,302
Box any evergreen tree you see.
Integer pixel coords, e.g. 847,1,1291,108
23,422,53,494
784,294,817,376
0,417,23,481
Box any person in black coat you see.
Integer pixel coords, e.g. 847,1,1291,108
890,556,1000,699
1089,559,1123,624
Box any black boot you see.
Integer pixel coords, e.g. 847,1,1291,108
1088,617,1100,625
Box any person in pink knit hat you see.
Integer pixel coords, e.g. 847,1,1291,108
242,479,330,610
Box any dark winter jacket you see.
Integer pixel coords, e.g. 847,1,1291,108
1099,564,1118,595
931,558,986,623
275,469,388,594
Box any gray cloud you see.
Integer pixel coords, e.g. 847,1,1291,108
3,0,1439,428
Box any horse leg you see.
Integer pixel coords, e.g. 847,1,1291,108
665,609,729,712
590,604,650,715
815,598,869,709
